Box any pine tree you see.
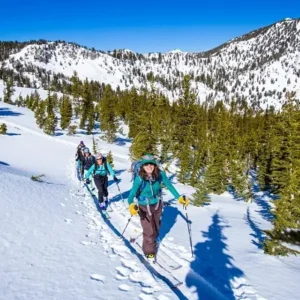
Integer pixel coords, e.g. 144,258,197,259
31,90,41,111
92,136,99,154
87,105,95,135
192,177,210,206
43,90,57,135
106,150,114,168
129,87,159,158
3,77,15,104
71,71,82,118
68,125,77,135
80,79,93,130
173,75,198,182
44,114,57,135
60,95,72,130
0,123,7,134
99,85,118,142
34,101,46,128
264,92,300,256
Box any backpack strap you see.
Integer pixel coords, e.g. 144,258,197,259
92,158,108,176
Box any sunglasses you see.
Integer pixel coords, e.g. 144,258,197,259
96,158,103,160
144,163,155,166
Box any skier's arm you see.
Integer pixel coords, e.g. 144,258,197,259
85,164,95,179
161,171,180,199
106,162,115,177
128,177,142,205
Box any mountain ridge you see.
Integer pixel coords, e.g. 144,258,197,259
1,18,300,109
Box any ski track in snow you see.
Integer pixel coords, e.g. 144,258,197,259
65,156,265,300
0,117,268,300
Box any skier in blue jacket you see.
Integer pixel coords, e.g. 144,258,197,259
85,153,118,210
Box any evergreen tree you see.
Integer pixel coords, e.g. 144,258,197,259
264,92,300,256
3,77,15,104
192,177,210,206
0,123,7,134
130,87,158,158
80,79,93,130
60,95,72,130
68,125,77,135
173,75,198,182
92,136,99,154
71,71,82,118
99,85,118,142
106,150,114,168
87,105,95,135
34,101,46,128
43,90,57,135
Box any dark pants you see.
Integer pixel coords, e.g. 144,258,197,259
139,201,162,255
93,175,108,203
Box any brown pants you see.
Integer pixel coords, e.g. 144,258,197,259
139,201,162,255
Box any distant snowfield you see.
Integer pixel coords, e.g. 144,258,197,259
1,102,300,300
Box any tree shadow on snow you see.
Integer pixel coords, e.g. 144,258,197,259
252,181,276,222
159,205,188,242
6,132,21,136
109,182,130,204
244,207,265,250
0,108,23,117
227,185,245,202
114,169,126,176
114,136,132,146
0,161,9,166
186,213,244,300
54,131,64,136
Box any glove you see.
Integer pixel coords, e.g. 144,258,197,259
129,203,139,216
178,195,189,207
85,178,91,184
113,176,118,182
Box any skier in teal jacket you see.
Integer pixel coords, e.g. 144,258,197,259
85,153,118,210
127,154,189,258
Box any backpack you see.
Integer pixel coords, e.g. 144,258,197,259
83,155,96,170
93,157,108,176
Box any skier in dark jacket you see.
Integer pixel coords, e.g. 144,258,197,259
75,146,85,180
127,154,189,259
85,153,118,210
82,147,95,186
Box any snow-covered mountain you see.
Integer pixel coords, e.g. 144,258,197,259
1,18,300,109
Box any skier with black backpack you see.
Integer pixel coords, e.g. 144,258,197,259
85,153,118,210
82,147,95,179
127,153,189,259
75,145,85,180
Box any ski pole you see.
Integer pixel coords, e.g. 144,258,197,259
120,216,133,239
115,181,127,208
183,196,194,257
77,183,85,193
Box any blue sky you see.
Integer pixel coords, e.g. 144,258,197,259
1,0,299,53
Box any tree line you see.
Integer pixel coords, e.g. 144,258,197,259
2,72,299,256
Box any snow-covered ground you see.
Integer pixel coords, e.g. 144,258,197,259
1,102,300,300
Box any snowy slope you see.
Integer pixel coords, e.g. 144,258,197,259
1,18,300,109
1,102,300,300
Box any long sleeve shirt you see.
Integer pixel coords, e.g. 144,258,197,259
128,170,180,206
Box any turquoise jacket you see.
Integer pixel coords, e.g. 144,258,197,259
128,170,180,206
85,162,115,179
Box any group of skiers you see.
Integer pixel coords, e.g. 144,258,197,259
75,142,189,259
